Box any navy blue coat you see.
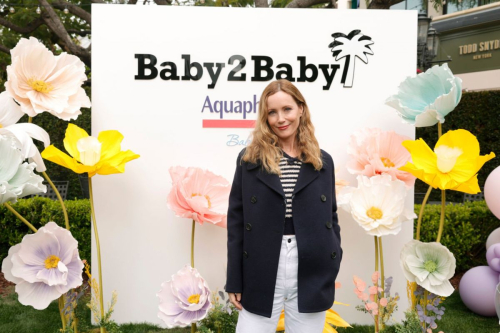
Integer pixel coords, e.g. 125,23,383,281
225,147,343,318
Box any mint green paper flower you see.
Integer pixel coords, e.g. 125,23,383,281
400,240,456,297
0,135,46,204
386,63,462,127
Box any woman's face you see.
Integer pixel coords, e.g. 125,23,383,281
266,91,303,143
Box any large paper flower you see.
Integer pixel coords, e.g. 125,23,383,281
167,166,230,227
5,37,91,120
0,91,50,172
400,240,456,297
385,63,462,127
399,129,495,194
41,124,140,177
338,175,416,237
1,222,84,309
346,128,416,187
157,265,211,328
0,135,46,204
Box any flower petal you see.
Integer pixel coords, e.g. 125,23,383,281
63,124,89,161
16,280,61,310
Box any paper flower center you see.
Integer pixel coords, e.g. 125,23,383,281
188,294,200,304
27,78,54,93
77,136,102,166
44,255,61,269
434,145,463,173
424,260,437,273
191,193,212,209
0,123,3,128
380,157,395,168
366,207,383,220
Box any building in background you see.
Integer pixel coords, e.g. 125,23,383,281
359,0,500,91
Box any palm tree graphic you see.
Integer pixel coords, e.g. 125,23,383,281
328,30,374,88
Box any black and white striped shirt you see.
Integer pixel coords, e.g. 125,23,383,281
279,153,302,218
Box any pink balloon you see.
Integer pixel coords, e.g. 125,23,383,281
485,166,500,220
459,266,499,316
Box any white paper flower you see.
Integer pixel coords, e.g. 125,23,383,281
0,135,46,204
400,240,456,297
0,91,50,172
157,265,212,328
338,174,416,236
1,222,84,309
5,37,91,120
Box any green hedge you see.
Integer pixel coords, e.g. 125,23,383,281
0,197,91,265
415,90,500,203
416,200,500,272
1,198,498,275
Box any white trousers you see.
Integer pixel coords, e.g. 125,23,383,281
236,235,326,333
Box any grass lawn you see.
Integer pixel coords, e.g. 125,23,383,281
0,285,498,333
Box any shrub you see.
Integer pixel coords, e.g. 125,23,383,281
0,197,91,264
415,200,499,272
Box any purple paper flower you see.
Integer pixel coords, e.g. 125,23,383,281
157,265,212,328
1,222,84,310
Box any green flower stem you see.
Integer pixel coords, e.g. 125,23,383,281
374,236,379,333
436,190,446,243
191,220,196,268
416,185,433,240
438,122,442,138
28,116,32,124
58,296,67,331
379,236,385,331
3,202,38,232
423,289,429,330
88,177,105,333
379,237,385,299
41,171,70,230
191,219,196,333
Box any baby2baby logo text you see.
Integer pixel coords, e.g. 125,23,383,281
134,30,374,90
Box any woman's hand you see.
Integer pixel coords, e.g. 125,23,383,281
229,292,243,310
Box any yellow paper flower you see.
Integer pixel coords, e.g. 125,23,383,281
41,124,139,177
399,129,495,194
276,306,351,333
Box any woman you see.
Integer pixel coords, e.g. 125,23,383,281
225,79,342,333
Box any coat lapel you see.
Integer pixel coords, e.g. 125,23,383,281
247,158,321,198
293,161,320,195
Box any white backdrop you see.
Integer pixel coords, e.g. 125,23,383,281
92,5,417,326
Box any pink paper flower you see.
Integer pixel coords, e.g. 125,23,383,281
380,298,388,307
5,37,91,120
353,275,367,292
368,286,379,295
371,271,380,284
365,301,379,315
157,265,212,328
346,128,416,188
167,166,230,228
335,168,349,196
335,281,342,289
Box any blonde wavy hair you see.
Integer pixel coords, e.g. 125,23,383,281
242,79,323,175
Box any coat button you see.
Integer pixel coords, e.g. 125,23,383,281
251,196,257,204
321,194,327,202
243,251,249,259
246,223,252,231
331,251,337,259
326,221,332,229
